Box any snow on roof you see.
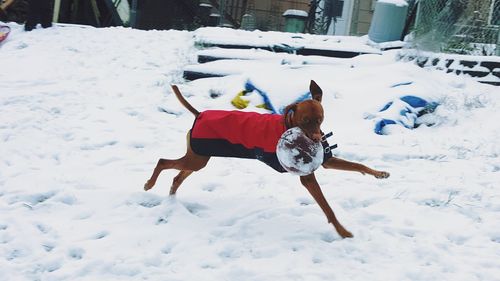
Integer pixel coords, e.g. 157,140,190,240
377,0,408,7
282,9,308,18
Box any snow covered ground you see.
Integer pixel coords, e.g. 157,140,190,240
1,24,499,281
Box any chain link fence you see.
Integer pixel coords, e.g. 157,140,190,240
411,0,500,56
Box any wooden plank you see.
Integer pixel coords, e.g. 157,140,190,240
71,0,80,23
90,0,101,26
102,0,124,26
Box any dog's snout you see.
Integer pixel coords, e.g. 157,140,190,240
312,134,322,143
308,132,322,143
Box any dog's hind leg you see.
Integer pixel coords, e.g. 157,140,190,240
144,131,209,191
144,152,209,191
170,170,193,195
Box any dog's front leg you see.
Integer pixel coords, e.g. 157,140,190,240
300,173,353,238
322,157,390,179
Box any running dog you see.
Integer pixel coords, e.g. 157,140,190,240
145,81,389,238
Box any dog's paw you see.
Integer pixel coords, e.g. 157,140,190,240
337,227,354,239
374,171,390,179
144,180,154,191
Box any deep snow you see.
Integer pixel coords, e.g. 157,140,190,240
1,23,499,281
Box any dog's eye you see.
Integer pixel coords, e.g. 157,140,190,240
302,118,310,124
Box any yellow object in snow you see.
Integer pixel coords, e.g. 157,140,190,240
256,103,271,110
231,91,250,109
231,90,271,111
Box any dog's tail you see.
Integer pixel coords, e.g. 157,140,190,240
171,85,200,117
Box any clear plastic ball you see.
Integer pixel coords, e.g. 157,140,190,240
276,127,324,176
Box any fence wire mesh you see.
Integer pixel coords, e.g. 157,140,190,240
412,0,500,56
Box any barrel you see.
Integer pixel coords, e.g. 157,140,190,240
368,0,409,43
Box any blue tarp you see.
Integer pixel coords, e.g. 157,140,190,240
244,80,311,114
374,96,439,135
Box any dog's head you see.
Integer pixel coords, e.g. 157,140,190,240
284,80,324,143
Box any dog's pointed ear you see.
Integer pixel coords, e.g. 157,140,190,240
283,103,298,127
284,103,297,116
310,80,323,103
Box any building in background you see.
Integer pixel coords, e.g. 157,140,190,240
220,0,377,35
0,0,404,37
349,0,376,35
242,0,310,31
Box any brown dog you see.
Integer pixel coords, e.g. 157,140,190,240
145,81,389,238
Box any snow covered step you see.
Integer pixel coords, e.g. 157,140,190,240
183,59,287,81
197,48,351,65
194,27,381,59
196,41,381,58
183,55,361,81
398,50,500,86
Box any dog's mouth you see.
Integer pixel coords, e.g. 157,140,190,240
304,132,322,143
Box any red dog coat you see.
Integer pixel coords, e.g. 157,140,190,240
190,110,332,173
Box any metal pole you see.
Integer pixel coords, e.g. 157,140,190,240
219,0,225,26
53,0,61,22
496,28,500,56
130,0,138,28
